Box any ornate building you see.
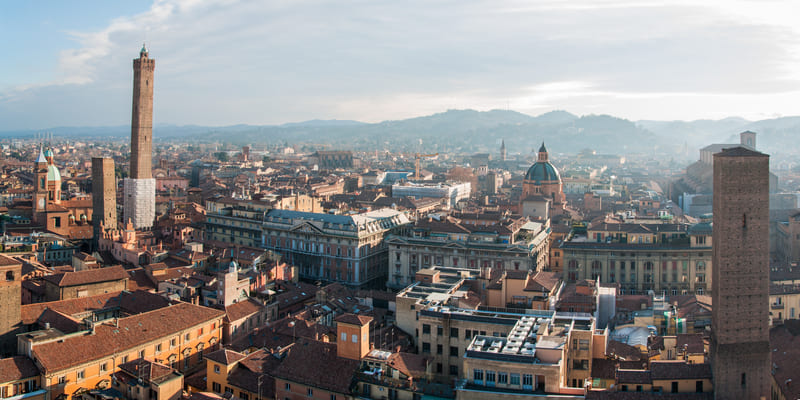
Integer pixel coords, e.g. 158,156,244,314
520,143,566,219
30,148,94,239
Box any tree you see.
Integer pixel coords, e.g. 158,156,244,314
214,152,229,162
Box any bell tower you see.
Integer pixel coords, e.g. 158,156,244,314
34,147,48,213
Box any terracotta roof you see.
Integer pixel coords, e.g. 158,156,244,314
526,270,560,292
42,265,128,287
335,313,372,326
675,333,704,354
271,339,359,394
31,302,224,373
117,359,176,384
0,254,22,267
0,356,39,383
21,290,172,326
616,369,651,384
606,340,643,361
770,321,800,400
386,352,428,379
224,298,266,323
205,349,247,366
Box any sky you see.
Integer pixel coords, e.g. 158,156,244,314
2,0,800,130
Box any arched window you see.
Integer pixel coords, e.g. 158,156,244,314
568,260,579,270
591,260,602,280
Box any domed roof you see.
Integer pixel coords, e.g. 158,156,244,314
47,164,61,182
44,149,54,158
524,161,560,183
228,260,239,271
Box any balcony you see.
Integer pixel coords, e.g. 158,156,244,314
771,303,784,310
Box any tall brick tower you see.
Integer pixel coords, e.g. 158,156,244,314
0,255,22,357
131,45,154,180
123,45,156,229
92,157,117,246
711,146,770,400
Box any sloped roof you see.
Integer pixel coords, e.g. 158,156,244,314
31,302,224,372
42,265,128,287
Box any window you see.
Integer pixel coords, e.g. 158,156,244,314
241,393,249,400
212,382,221,393
523,374,533,386
341,332,347,341
498,372,508,384
285,383,291,391
225,387,233,394
473,369,483,382
352,334,358,343
485,370,496,383
171,338,177,347
437,326,443,336
449,365,458,375
185,333,191,341
139,350,145,358
330,395,336,400
77,370,85,380
450,346,458,357
307,388,313,396
214,365,220,374
464,329,472,339
741,373,746,388
100,363,107,372
510,374,520,385
436,344,443,355
672,381,679,393
58,376,66,385
156,344,162,353
696,380,703,392
422,324,431,334
436,363,443,373
450,327,458,338
422,342,430,353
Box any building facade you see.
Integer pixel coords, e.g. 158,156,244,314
262,209,411,288
560,222,712,295
385,218,549,289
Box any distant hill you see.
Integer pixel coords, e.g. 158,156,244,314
2,110,798,156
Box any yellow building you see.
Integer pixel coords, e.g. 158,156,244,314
0,356,44,400
20,302,224,400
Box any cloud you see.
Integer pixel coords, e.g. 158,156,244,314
2,0,800,129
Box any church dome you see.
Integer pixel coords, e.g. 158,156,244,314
524,142,560,183
44,149,54,158
524,161,561,183
47,164,61,182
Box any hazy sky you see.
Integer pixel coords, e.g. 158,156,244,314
2,0,800,130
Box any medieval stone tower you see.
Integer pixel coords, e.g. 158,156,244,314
711,146,770,399
130,45,154,180
123,45,156,229
0,255,22,357
92,157,117,245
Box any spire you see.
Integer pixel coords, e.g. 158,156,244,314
537,142,549,162
140,42,148,57
35,145,47,164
